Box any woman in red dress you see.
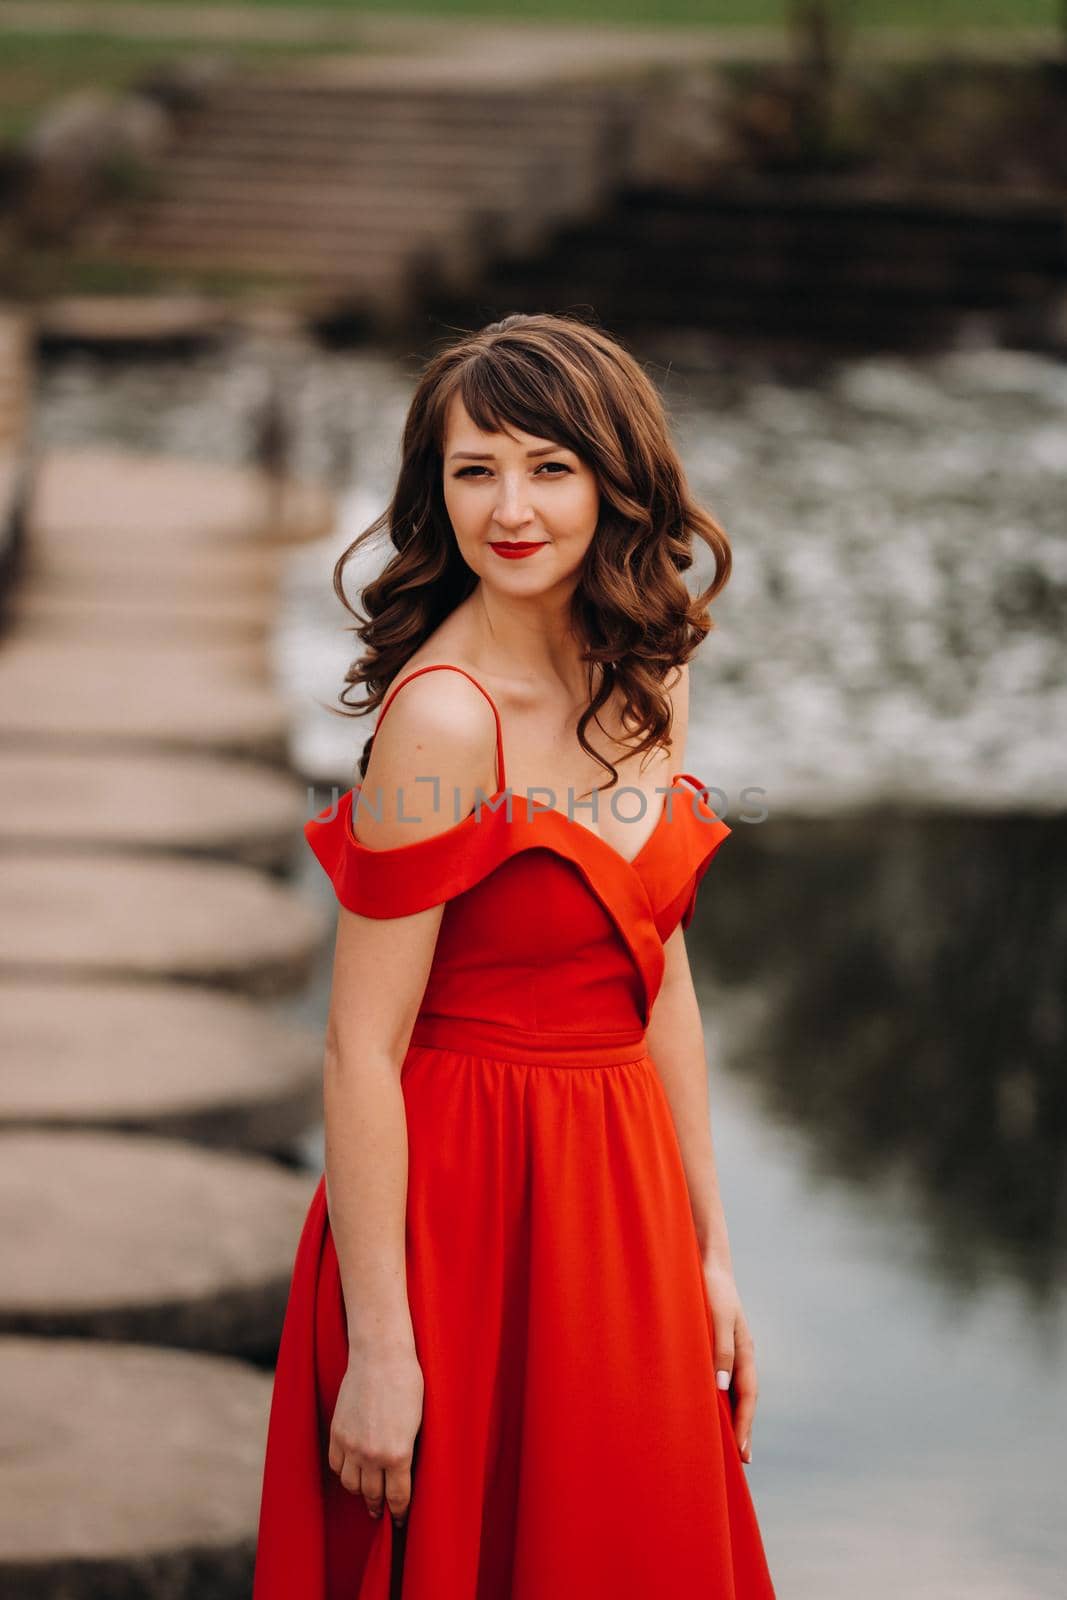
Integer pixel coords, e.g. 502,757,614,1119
254,312,776,1598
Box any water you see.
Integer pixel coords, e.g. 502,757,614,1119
33,331,1067,1597
35,333,1067,811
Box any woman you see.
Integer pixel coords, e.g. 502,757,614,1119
254,313,776,1598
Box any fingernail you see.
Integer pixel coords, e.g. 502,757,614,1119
716,1369,730,1389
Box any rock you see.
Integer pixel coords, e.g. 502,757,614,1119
0,747,308,869
28,445,335,549
0,1130,317,1357
0,976,323,1154
20,88,172,239
0,851,325,993
0,1335,273,1593
0,640,291,762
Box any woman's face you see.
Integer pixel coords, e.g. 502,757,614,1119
441,392,600,591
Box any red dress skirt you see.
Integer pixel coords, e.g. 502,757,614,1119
253,664,776,1599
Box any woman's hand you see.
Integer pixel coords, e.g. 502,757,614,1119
702,1258,758,1465
327,1338,425,1527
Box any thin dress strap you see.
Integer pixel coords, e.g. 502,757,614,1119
376,663,507,793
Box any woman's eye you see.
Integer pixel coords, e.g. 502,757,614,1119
455,463,569,478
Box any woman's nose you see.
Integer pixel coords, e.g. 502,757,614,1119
492,482,535,528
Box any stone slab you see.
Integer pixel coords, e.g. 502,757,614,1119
0,977,323,1152
0,852,324,994
0,747,308,869
26,523,287,596
0,1130,317,1356
35,293,233,347
12,573,276,641
3,623,271,678
28,445,335,549
0,1335,272,1591
0,641,290,761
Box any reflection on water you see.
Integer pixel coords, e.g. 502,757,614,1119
33,332,1067,1598
697,809,1067,1305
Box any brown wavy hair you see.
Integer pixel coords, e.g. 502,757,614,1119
328,311,732,791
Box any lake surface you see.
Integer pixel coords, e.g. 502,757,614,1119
34,331,1066,1598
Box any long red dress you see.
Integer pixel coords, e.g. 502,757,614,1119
253,663,776,1599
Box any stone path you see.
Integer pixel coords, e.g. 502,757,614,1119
0,746,308,866
0,321,340,1594
29,443,334,548
0,975,324,1152
0,1131,317,1355
0,638,292,759
0,3,1054,75
0,1336,273,1591
0,850,322,990
27,3,1050,327
14,571,278,640
36,291,233,349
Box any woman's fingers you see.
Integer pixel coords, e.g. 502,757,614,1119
713,1311,735,1392
732,1325,758,1464
361,1464,386,1517
328,1443,410,1526
386,1463,413,1526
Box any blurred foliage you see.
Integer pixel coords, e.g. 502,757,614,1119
0,243,307,302
0,32,370,144
718,54,1067,180
49,0,1063,22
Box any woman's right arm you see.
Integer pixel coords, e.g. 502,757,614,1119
319,668,500,1529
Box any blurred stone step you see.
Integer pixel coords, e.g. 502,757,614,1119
0,849,324,991
114,241,426,295
28,531,286,600
0,1131,316,1356
29,445,334,550
118,236,485,298
0,747,307,869
160,145,575,181
0,1335,271,1593
124,203,490,245
193,91,617,132
4,622,270,676
130,185,514,222
12,573,277,642
0,641,290,761
34,293,233,351
0,976,322,1154
122,218,552,269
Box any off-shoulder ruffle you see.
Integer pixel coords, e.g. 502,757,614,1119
304,773,730,934
304,789,512,919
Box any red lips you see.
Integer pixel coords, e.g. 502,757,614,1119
489,542,547,560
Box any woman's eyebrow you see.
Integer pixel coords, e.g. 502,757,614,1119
448,445,568,461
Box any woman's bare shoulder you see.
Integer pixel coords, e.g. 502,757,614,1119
667,661,690,758
357,666,500,849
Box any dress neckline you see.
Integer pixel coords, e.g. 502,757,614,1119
347,772,710,882
373,662,706,879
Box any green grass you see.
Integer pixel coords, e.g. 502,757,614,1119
0,31,372,141
1,2,1058,143
0,243,310,302
94,0,1062,26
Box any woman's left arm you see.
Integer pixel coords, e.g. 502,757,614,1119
645,930,757,1465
